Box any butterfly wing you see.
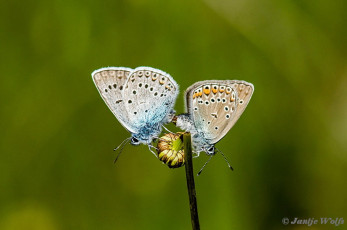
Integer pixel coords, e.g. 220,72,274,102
228,80,254,129
92,67,136,133
185,80,253,144
123,67,179,135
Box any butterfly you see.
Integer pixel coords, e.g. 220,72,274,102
174,80,254,172
92,67,179,156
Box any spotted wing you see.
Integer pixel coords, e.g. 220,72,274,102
123,67,179,131
228,80,254,129
185,80,253,144
91,67,135,133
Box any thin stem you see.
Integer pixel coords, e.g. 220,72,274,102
183,133,200,230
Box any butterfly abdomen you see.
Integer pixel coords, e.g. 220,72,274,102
174,114,197,134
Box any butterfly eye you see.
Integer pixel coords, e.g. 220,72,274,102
207,146,215,154
131,137,140,145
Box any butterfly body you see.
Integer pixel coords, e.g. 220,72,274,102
175,80,254,156
92,66,179,148
130,108,174,145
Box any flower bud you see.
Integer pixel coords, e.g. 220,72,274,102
157,132,185,168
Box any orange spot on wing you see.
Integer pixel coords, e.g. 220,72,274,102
212,88,218,94
203,88,210,95
219,88,225,93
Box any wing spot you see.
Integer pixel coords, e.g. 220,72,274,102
222,98,226,103
134,112,137,115
208,121,211,124
239,100,244,104
210,98,215,103
145,110,148,113
226,114,230,119
113,84,117,89
128,100,132,104
212,85,218,94
226,87,232,94
154,92,158,96
205,101,209,105
117,71,124,77
211,113,218,118
150,87,153,91
145,71,150,77
152,74,158,81
138,71,143,77
194,107,198,111
145,84,148,88
217,98,221,102
224,106,229,111
230,92,235,102
108,85,112,89
133,90,137,94
159,77,166,85
215,126,218,130
119,86,123,90
219,86,225,93
116,100,122,104
203,85,211,95
105,89,108,92
138,83,143,87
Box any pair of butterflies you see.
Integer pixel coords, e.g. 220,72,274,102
92,66,254,161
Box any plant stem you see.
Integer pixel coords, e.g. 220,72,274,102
183,133,200,230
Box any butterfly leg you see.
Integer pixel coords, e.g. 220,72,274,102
193,151,200,158
148,145,158,158
162,125,174,134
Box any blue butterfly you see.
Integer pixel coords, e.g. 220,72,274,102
174,80,254,173
92,67,179,156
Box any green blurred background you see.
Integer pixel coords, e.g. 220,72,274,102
1,0,346,229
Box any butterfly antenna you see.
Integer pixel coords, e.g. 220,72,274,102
113,137,131,151
216,147,234,171
197,154,213,176
113,137,131,164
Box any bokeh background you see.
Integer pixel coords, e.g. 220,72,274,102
1,0,346,229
